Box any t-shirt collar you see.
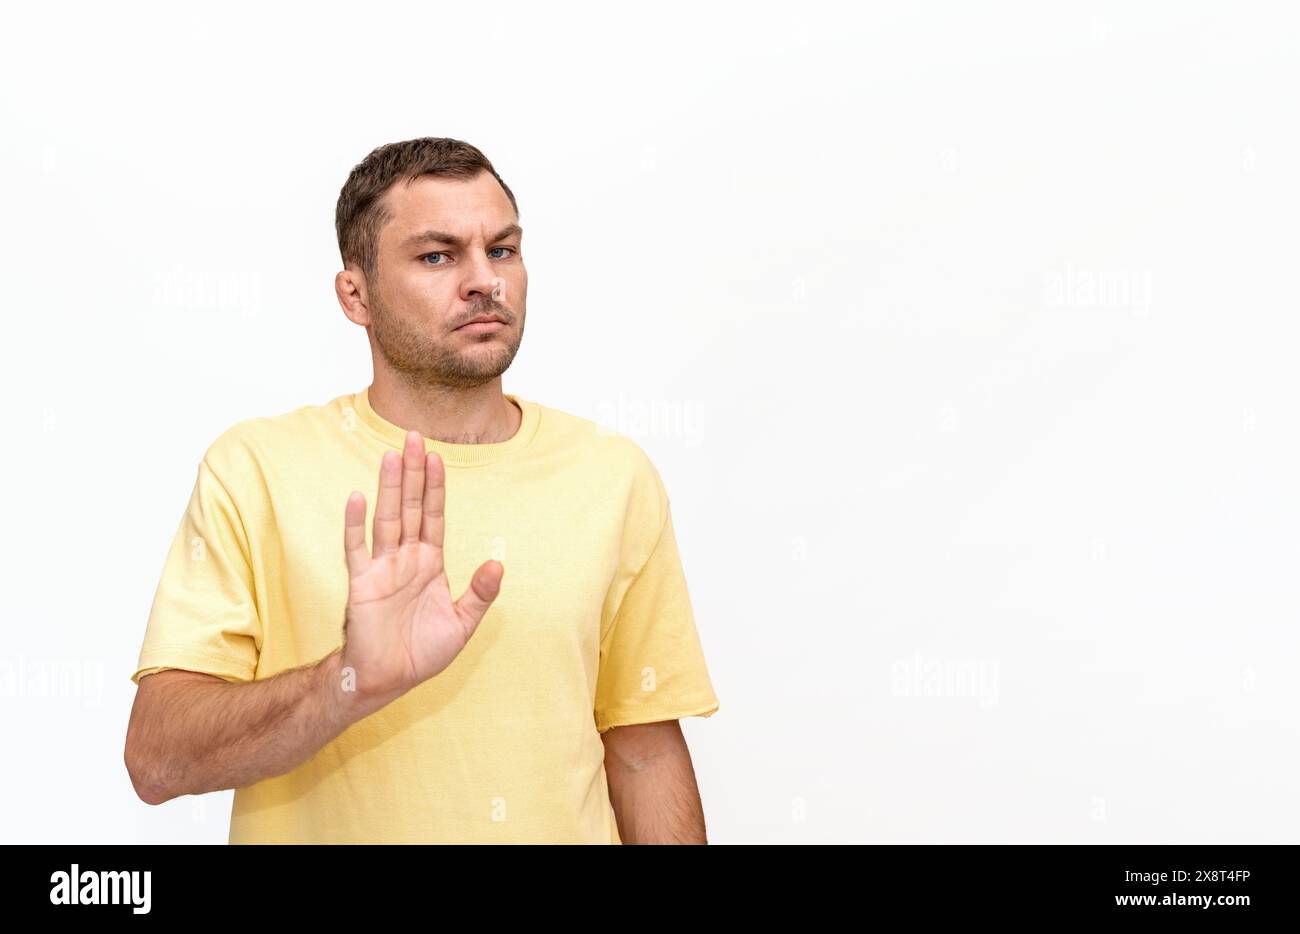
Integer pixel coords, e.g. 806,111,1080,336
352,385,541,468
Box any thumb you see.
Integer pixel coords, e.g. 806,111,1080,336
453,559,504,633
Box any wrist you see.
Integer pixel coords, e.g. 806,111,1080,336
320,648,402,726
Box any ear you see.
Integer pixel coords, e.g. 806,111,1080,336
335,267,371,326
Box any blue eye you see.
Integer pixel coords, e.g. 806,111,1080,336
421,248,515,265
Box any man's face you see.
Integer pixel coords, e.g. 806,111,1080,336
364,171,526,388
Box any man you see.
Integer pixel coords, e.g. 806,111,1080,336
123,137,721,844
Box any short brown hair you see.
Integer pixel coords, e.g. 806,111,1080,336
335,137,519,283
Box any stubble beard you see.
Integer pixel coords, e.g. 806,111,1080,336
369,288,525,390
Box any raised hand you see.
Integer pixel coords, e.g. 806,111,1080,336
338,429,503,702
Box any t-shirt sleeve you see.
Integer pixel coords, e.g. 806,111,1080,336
130,457,263,685
594,478,720,733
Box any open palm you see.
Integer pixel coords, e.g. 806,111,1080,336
339,429,503,702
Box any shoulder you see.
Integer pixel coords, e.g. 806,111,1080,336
531,399,669,531
534,400,665,481
200,392,355,486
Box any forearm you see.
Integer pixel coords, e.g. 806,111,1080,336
605,742,708,844
128,649,390,804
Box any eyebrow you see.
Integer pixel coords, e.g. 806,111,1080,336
399,223,523,250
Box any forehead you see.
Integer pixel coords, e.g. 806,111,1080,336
379,172,516,247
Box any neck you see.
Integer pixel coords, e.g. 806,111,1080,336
367,369,521,444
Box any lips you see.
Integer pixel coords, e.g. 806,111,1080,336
456,314,505,329
454,316,508,335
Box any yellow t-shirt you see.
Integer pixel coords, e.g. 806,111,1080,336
131,387,720,843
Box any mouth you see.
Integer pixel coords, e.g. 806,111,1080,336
454,316,507,334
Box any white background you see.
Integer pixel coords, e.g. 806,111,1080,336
1,1,1296,843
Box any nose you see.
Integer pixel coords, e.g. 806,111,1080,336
460,253,506,306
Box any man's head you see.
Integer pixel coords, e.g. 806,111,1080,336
334,138,526,389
